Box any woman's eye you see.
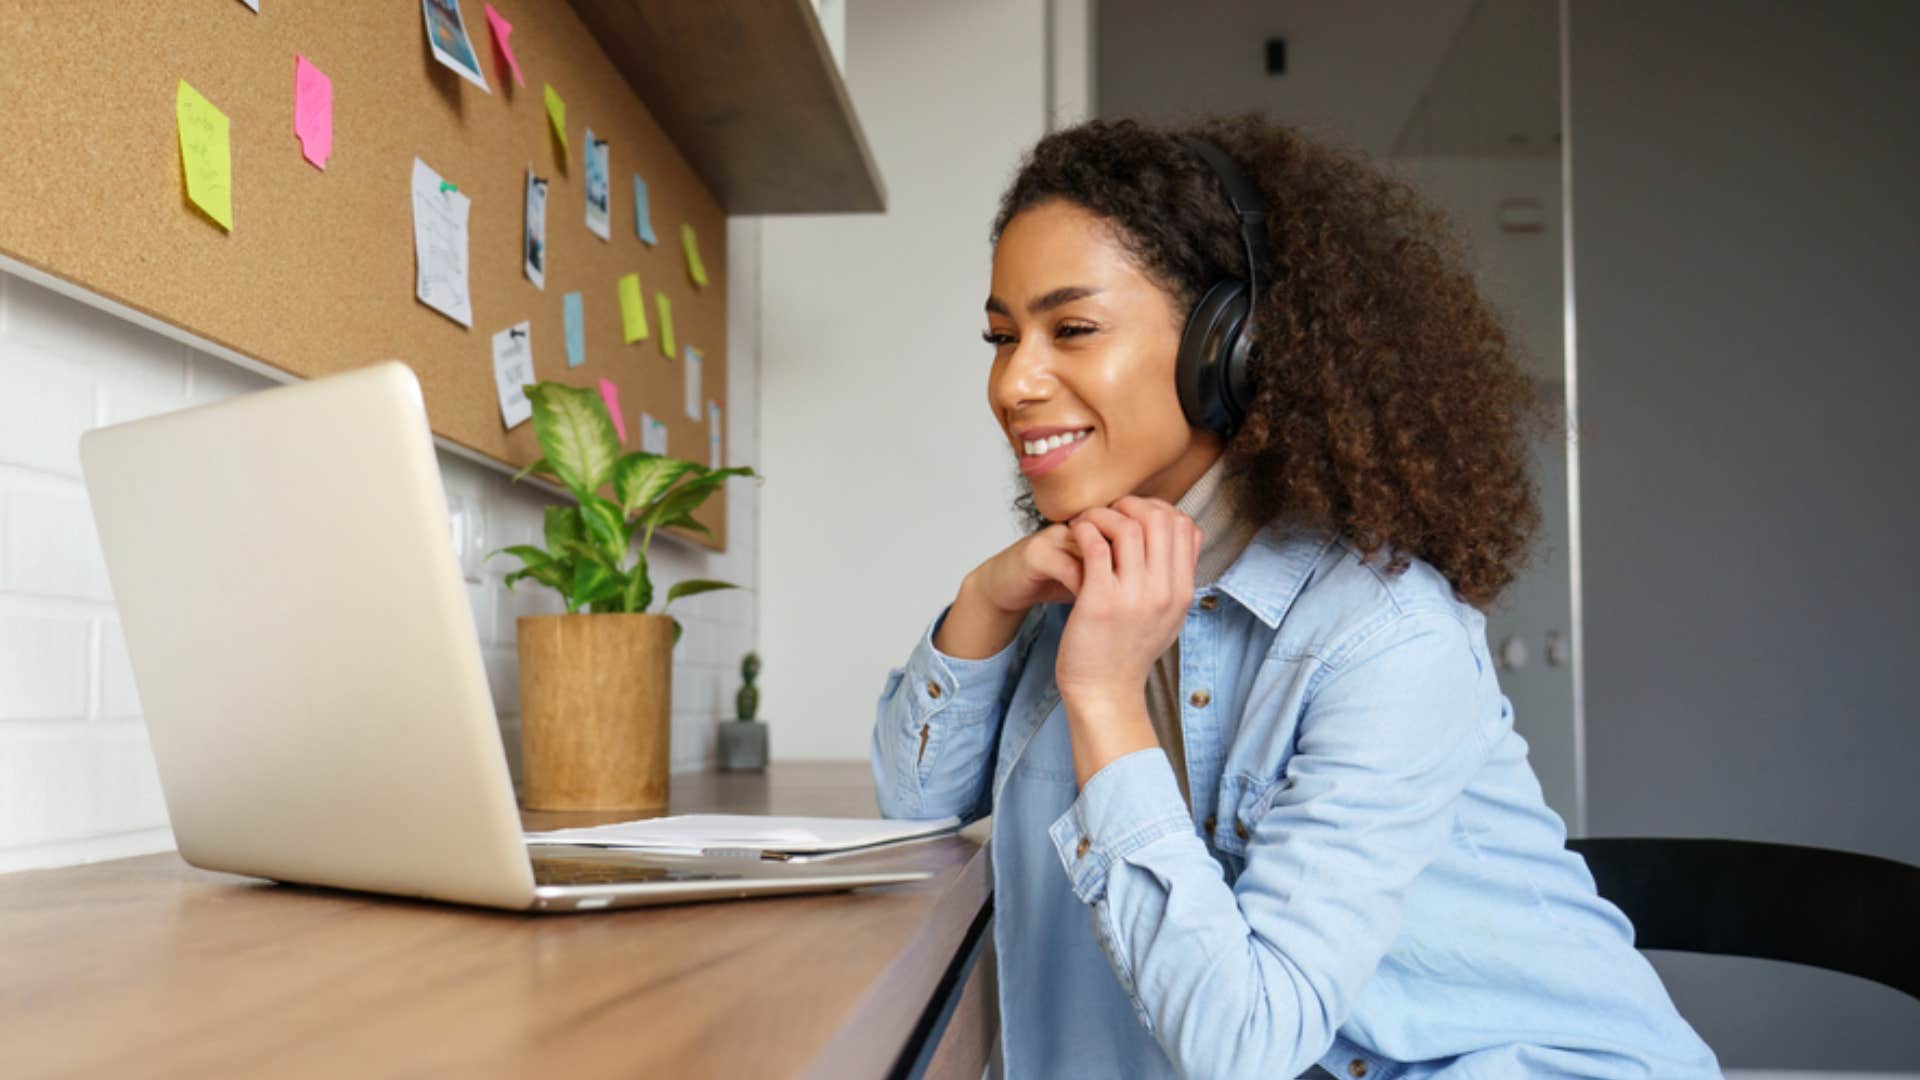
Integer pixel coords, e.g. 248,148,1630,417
982,324,1093,346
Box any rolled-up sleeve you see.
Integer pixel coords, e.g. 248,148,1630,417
871,601,1041,824
1046,608,1493,1079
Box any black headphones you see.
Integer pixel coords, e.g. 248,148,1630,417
1173,135,1268,438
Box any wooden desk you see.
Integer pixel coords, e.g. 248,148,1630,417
0,762,998,1079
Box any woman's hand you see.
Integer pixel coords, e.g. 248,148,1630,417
1054,496,1201,710
966,522,1089,616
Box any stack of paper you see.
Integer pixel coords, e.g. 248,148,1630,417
524,814,962,860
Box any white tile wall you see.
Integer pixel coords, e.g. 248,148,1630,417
0,219,763,872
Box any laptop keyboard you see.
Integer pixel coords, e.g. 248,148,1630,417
531,857,744,886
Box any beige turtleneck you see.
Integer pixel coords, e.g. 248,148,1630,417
1145,453,1262,812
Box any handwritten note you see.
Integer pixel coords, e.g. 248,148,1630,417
617,273,648,344
544,84,568,160
598,378,628,445
681,222,708,287
632,174,657,245
683,345,702,421
484,5,525,87
563,291,586,368
175,80,233,231
655,291,676,358
708,400,723,469
491,321,534,429
293,55,333,170
411,158,473,327
641,411,668,457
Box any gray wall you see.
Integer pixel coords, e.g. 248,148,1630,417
1572,0,1920,1068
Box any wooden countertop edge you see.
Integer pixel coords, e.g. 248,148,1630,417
802,823,994,1079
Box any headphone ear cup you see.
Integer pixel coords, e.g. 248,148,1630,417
1176,280,1252,436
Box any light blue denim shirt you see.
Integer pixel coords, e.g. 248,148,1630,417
872,521,1720,1079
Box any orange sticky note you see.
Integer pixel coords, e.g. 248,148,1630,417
176,79,233,230
617,273,648,343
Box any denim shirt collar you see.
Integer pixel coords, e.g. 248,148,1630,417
1209,520,1343,629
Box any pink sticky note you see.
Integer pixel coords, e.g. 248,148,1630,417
485,5,525,88
293,54,333,170
598,378,628,445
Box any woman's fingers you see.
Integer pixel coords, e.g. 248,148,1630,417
1070,520,1112,594
1035,540,1084,597
1073,506,1143,580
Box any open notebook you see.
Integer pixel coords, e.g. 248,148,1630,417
524,814,964,862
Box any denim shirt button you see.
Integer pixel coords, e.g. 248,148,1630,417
1075,836,1091,859
1235,819,1249,840
1204,814,1217,834
1188,689,1211,707
925,679,941,698
1347,1059,1369,1078
1198,595,1220,611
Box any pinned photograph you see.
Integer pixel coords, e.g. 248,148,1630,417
422,0,491,94
523,165,549,290
584,128,611,240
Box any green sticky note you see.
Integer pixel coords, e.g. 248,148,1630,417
618,273,648,344
175,79,233,231
544,83,568,159
680,222,708,287
655,291,676,358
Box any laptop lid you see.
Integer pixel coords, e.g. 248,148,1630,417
79,361,537,909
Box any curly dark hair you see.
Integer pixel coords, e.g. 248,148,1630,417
990,114,1548,610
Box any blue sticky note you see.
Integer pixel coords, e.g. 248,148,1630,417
633,174,658,245
563,291,586,368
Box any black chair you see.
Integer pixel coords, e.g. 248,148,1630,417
1566,837,1920,1001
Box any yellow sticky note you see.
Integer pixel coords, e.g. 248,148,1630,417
655,291,677,358
544,83,568,159
681,222,708,287
175,79,233,231
618,273,648,344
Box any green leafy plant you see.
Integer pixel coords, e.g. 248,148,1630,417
735,651,760,722
488,381,756,646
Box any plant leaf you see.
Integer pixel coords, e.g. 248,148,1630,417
568,560,624,609
613,452,702,520
578,493,630,567
622,561,653,613
544,506,584,551
526,382,623,497
488,544,556,569
506,560,570,593
658,511,713,538
665,579,737,610
554,539,616,570
512,456,558,483
639,466,754,529
671,616,682,647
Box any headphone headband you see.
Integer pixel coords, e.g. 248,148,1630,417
1176,135,1266,304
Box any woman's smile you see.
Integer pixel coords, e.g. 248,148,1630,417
1017,426,1095,478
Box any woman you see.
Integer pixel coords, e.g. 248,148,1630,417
871,114,1719,1079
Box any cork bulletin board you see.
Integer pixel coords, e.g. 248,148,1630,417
0,0,732,549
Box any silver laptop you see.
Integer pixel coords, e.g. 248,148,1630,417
77,360,930,912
